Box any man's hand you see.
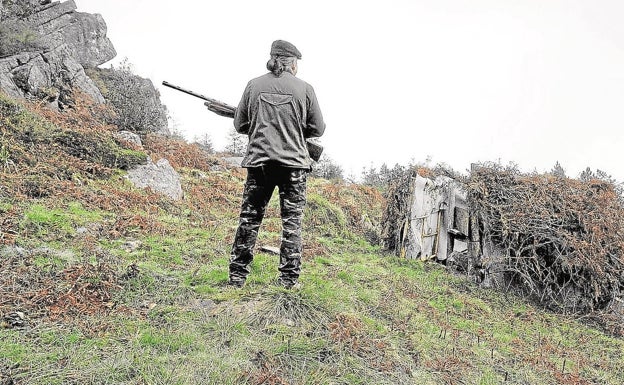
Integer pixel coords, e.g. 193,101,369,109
204,102,235,118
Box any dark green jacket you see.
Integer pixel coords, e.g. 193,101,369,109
234,72,325,168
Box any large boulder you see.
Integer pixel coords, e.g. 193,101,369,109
0,0,115,107
0,43,104,105
126,157,183,201
26,0,116,68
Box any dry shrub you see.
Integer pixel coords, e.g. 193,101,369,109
1,92,143,201
329,313,396,372
468,164,624,314
244,351,289,385
302,239,330,259
315,182,383,229
184,171,243,212
82,183,161,214
311,180,384,242
0,249,123,326
108,214,165,238
424,355,474,385
28,90,117,133
0,206,19,245
143,134,219,171
45,263,120,320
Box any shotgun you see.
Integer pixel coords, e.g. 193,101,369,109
162,81,323,162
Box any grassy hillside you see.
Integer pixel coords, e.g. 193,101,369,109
1,94,623,384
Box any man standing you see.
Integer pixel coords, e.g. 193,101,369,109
228,40,326,289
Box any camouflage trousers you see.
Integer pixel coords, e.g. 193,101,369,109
229,166,307,285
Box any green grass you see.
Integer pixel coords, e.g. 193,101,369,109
7,224,624,385
22,204,74,234
3,237,624,384
1,96,623,383
17,201,105,243
0,200,14,212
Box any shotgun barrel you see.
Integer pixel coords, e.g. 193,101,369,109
162,81,235,118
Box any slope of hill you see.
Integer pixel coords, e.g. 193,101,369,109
1,95,624,385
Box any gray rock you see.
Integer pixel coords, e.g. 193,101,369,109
114,130,143,147
0,0,115,104
25,0,76,28
0,44,104,106
69,12,116,67
126,157,183,201
0,59,24,98
41,43,105,102
27,1,116,68
0,245,28,258
223,157,244,168
122,239,142,253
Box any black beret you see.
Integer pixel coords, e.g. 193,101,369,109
270,40,302,59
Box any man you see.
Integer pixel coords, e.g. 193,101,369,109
228,40,326,289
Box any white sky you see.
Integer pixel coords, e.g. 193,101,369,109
75,0,624,181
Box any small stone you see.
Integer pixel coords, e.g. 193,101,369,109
259,245,280,255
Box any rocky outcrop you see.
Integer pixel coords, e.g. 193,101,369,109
0,1,169,133
26,0,115,68
0,44,105,105
0,0,116,108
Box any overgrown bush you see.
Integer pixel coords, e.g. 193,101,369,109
309,179,384,243
361,162,444,190
87,61,168,134
0,92,147,198
468,163,624,314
